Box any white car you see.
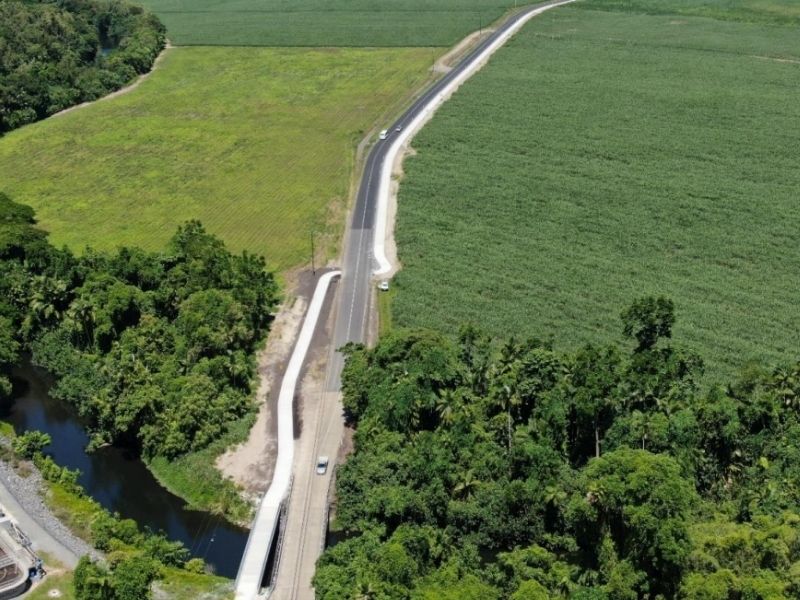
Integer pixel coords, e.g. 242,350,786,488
316,456,329,475
379,129,388,140
395,125,402,132
378,280,389,292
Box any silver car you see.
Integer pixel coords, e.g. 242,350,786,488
316,456,329,475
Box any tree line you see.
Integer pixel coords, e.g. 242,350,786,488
316,298,800,599
0,191,279,459
0,0,165,133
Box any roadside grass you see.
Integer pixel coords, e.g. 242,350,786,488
392,5,800,380
0,46,435,275
377,287,396,337
147,414,254,525
27,571,75,600
155,567,233,600
138,0,517,46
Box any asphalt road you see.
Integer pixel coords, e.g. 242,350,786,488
327,0,571,388
264,2,574,597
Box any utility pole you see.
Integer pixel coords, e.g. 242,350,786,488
310,231,316,276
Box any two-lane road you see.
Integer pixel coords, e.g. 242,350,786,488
329,0,575,385
249,2,576,597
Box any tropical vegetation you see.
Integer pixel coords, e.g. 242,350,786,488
0,191,278,517
2,430,230,600
317,298,800,598
0,0,164,133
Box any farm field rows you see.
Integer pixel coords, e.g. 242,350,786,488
139,0,518,46
391,4,800,379
0,46,434,274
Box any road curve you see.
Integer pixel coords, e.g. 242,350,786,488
374,0,577,275
328,0,576,389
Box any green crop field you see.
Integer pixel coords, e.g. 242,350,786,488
391,3,800,379
138,0,518,46
0,46,434,273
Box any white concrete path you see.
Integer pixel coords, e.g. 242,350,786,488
234,271,341,600
373,0,576,275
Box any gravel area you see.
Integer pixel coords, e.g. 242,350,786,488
0,438,98,564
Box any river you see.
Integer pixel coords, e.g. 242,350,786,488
1,362,249,578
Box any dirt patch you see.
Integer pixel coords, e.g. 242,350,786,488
433,28,496,73
53,42,173,118
216,273,320,498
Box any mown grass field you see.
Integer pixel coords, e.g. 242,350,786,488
139,0,517,46
0,47,434,274
392,3,800,379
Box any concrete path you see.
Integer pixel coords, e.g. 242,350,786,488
234,271,341,600
373,0,576,275
0,479,79,568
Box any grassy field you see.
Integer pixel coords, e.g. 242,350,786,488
138,0,517,46
585,0,800,25
391,3,800,379
0,46,434,274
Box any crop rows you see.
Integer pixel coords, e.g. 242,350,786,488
139,0,518,46
392,6,800,379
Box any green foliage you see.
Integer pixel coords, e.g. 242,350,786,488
110,554,158,600
0,47,434,273
0,198,279,465
392,3,800,380
319,299,800,598
3,433,217,599
138,0,516,46
0,0,165,133
11,430,51,459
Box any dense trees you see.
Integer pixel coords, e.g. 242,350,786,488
318,300,800,598
0,0,165,133
0,192,279,458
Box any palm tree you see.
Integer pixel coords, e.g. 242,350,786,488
453,469,481,500
436,389,457,428
773,366,798,408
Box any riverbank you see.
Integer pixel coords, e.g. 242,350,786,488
4,362,251,578
148,415,255,526
0,427,234,597
0,430,95,567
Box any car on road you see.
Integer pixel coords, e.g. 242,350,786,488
395,125,402,132
378,280,389,291
379,129,388,140
316,456,329,475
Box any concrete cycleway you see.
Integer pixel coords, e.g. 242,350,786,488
372,0,576,276
235,271,341,600
234,2,578,598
